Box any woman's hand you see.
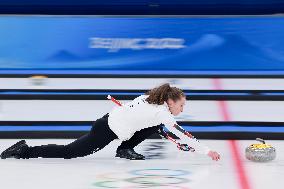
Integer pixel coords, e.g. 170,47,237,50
207,151,221,161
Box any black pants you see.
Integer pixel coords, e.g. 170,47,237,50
117,125,161,151
21,114,161,159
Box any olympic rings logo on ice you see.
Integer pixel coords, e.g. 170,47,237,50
92,168,191,188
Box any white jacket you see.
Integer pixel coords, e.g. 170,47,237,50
108,95,210,154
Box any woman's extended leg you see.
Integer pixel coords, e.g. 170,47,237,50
2,114,118,159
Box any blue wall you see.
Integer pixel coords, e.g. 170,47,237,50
0,16,283,74
0,0,283,15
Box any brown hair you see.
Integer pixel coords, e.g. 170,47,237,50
145,83,185,105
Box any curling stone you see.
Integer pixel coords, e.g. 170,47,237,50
29,75,48,86
245,138,276,162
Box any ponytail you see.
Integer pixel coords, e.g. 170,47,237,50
145,83,185,105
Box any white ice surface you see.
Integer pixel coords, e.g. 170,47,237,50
0,139,282,189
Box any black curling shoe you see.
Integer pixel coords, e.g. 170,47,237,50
0,140,28,159
116,149,145,160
